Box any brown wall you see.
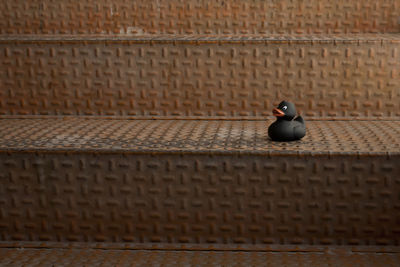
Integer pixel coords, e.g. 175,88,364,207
1,37,399,118
1,0,399,35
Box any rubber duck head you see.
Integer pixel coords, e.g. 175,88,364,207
272,101,297,121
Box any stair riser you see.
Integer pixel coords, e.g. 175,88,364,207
1,40,399,118
1,0,399,34
1,152,399,245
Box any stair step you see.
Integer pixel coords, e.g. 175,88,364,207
1,0,399,35
0,118,399,153
0,118,399,245
1,34,399,118
1,244,399,267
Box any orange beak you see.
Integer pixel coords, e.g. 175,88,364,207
272,108,285,117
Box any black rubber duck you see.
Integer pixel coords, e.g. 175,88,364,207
268,101,306,141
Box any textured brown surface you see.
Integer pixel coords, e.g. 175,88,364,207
0,118,399,154
0,35,399,118
0,119,398,245
0,0,399,35
1,1,400,264
1,247,400,267
0,145,399,244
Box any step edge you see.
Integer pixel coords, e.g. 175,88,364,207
0,148,398,157
1,34,400,43
1,241,400,253
1,116,400,121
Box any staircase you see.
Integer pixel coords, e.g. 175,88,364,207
0,1,399,266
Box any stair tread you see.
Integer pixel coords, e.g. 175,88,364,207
2,33,400,43
1,246,399,267
0,118,398,154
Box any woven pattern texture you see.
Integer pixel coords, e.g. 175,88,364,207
1,0,399,34
1,35,399,118
1,0,400,261
1,151,399,244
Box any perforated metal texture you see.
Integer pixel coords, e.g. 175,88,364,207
0,0,399,35
1,247,400,267
0,118,399,153
1,35,399,118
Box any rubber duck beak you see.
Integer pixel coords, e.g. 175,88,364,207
272,108,285,117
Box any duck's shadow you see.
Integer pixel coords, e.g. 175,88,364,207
253,136,315,148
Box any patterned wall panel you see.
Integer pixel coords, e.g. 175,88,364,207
0,152,399,245
0,0,399,34
0,36,399,118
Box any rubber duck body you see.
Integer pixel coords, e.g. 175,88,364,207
268,101,306,141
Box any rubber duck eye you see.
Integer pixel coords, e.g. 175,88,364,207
282,106,287,110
